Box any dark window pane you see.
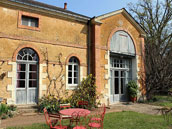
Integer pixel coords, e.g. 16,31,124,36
30,64,37,71
22,16,29,26
68,72,72,77
17,64,26,71
28,55,33,61
115,71,119,77
121,78,124,94
74,65,78,71
68,65,72,70
29,80,37,88
29,73,37,79
31,18,38,27
68,78,72,84
115,78,119,94
17,72,25,79
74,72,78,77
17,80,25,88
23,55,27,60
74,78,78,84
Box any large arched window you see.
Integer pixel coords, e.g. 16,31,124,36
110,31,135,56
68,57,79,85
16,48,39,104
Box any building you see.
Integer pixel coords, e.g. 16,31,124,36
0,0,146,105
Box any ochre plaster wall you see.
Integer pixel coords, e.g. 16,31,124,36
0,5,88,103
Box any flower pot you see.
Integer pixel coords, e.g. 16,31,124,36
130,97,137,103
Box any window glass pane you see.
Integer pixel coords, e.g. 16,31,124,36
23,55,27,60
115,71,119,77
31,18,38,27
17,64,26,71
17,72,25,79
121,78,124,94
68,72,72,77
74,65,78,71
74,72,78,77
29,72,37,79
68,65,72,70
28,55,33,61
22,16,29,26
68,78,72,84
29,80,37,88
74,78,78,84
30,64,37,71
17,80,25,88
115,78,119,94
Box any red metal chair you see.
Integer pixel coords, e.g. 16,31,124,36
78,101,88,109
88,104,106,129
44,108,67,129
72,111,87,129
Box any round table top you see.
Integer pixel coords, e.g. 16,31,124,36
60,108,90,116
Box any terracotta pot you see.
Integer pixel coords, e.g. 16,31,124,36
130,97,137,103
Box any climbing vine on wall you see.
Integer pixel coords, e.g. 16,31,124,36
0,61,7,80
41,48,68,98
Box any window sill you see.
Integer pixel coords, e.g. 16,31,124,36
18,25,40,31
66,84,78,90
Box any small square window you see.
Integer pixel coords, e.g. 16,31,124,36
18,11,40,31
22,16,39,28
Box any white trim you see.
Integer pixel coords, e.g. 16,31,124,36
39,63,47,98
7,62,17,104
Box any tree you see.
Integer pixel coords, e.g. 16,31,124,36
128,0,172,100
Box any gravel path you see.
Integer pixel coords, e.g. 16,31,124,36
0,103,163,128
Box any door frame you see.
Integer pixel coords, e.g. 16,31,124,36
16,61,39,105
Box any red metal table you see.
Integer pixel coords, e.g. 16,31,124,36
60,108,90,116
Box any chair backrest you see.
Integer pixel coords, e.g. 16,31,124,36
43,108,53,128
60,103,71,109
78,101,88,108
72,111,87,127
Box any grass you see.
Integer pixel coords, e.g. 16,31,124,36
7,111,171,129
147,95,172,108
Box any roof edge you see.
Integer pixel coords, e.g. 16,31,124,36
94,8,146,36
1,0,90,23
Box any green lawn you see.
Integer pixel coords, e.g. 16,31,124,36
147,95,172,108
7,111,171,129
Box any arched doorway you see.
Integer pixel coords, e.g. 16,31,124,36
110,31,136,103
16,48,39,104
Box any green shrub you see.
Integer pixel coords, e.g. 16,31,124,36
8,105,17,111
127,80,138,98
38,95,61,113
1,113,8,119
0,103,8,116
70,74,98,109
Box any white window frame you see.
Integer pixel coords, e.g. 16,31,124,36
66,57,80,89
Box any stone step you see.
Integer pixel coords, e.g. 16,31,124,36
17,104,39,114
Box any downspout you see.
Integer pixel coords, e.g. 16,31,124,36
87,19,91,75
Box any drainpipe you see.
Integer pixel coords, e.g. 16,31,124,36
87,20,91,75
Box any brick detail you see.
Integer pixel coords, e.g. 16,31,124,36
12,44,43,63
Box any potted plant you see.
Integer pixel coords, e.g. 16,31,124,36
127,80,138,102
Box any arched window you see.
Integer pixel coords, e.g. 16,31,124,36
110,31,135,56
16,48,39,104
68,57,79,85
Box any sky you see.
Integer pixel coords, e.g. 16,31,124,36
35,0,138,17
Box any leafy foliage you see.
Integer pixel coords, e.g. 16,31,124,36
70,74,98,109
0,104,17,119
127,80,138,98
